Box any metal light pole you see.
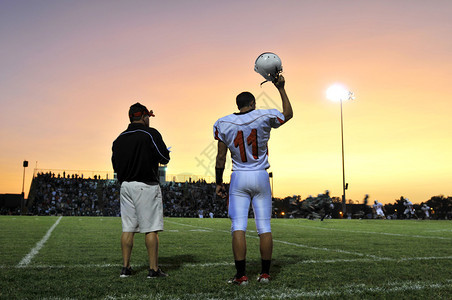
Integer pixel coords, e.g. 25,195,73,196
22,160,28,195
339,99,347,214
22,160,28,213
326,84,354,214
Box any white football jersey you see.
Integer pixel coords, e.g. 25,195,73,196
373,202,383,210
213,109,285,171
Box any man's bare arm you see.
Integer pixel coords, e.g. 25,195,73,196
273,75,293,122
215,140,227,169
215,140,228,198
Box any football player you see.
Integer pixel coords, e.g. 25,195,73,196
421,203,431,219
372,200,386,219
213,74,293,285
403,198,417,219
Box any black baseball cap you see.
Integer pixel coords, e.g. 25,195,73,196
128,102,155,120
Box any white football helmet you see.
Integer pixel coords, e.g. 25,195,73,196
254,52,282,83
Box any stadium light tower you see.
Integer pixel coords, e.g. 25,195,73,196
326,84,354,214
22,160,28,196
21,160,28,213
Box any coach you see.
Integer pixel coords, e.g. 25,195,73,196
112,102,170,278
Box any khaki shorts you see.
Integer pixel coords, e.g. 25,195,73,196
120,181,164,233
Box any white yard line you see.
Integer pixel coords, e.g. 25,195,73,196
16,216,63,268
272,238,385,259
165,220,225,232
293,255,452,265
103,279,452,299
278,222,452,240
4,255,451,270
244,280,452,299
165,220,387,259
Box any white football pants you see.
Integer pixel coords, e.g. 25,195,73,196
228,170,272,235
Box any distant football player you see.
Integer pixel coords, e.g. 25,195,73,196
403,198,417,219
372,200,386,219
321,201,334,221
421,203,431,219
320,190,333,221
214,74,293,285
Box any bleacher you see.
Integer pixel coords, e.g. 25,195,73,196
23,172,227,218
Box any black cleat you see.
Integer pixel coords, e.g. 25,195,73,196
119,266,133,278
147,267,168,278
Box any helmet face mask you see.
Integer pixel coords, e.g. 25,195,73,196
254,52,283,82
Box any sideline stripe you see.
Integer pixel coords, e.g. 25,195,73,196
3,255,451,269
273,238,384,259
278,222,452,240
17,216,63,268
294,255,452,265
165,220,229,233
177,280,452,299
165,220,387,259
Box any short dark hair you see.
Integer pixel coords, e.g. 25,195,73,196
129,102,149,122
236,92,255,109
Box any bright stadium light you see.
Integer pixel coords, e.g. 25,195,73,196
326,84,354,102
326,83,355,214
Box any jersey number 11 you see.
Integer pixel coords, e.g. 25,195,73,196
234,129,258,163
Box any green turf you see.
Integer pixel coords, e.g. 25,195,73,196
0,216,451,299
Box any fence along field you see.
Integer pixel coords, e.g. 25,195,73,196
0,216,451,299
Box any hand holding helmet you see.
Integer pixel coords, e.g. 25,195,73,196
273,74,285,89
254,52,283,85
254,52,293,122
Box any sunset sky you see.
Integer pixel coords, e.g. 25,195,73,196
1,0,451,204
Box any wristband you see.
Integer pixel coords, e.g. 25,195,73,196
215,167,224,185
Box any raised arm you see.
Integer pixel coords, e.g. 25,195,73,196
273,75,293,122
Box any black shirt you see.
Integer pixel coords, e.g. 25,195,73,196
112,123,170,183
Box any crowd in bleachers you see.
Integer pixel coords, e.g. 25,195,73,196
27,172,227,218
30,172,102,216
102,180,120,216
161,181,228,218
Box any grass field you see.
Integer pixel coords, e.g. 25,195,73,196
0,216,451,299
